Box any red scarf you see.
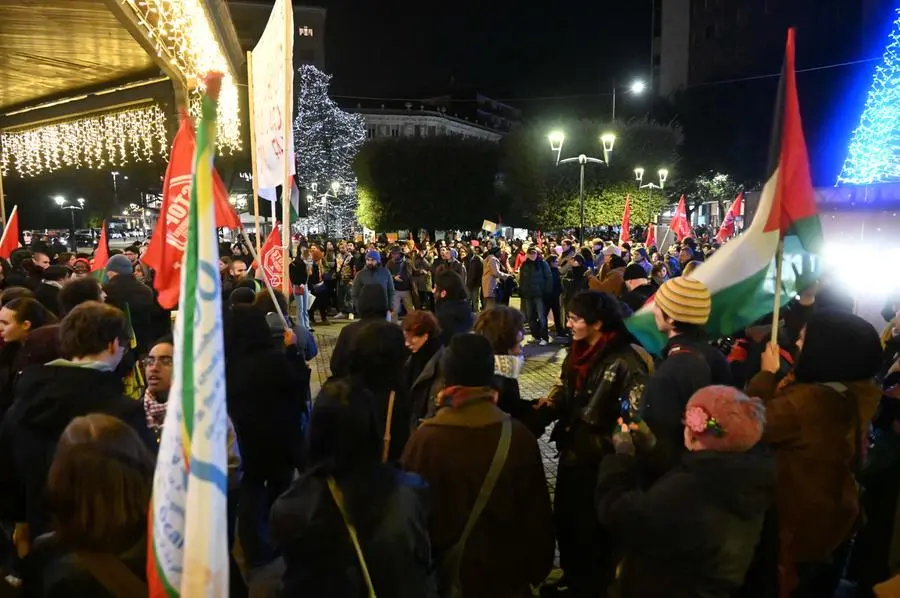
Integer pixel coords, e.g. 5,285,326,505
568,332,618,391
436,385,496,410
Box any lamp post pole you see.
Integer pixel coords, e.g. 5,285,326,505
550,135,617,245
634,167,669,229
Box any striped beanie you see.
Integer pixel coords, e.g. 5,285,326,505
655,276,711,325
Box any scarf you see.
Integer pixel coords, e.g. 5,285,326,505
495,354,524,380
568,331,618,392
436,385,496,410
143,389,168,429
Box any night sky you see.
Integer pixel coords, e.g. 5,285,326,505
314,0,653,106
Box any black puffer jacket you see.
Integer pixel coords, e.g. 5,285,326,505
271,470,436,598
597,446,776,598
435,299,474,346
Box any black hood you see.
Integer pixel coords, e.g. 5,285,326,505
795,309,883,384
682,445,776,520
14,364,125,437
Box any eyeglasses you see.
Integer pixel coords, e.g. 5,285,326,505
142,356,173,367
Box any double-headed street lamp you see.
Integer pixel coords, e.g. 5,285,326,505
549,131,616,244
634,167,669,226
53,195,85,249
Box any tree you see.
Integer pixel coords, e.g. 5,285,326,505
839,9,900,184
355,136,501,231
293,65,366,237
500,117,683,229
678,171,742,223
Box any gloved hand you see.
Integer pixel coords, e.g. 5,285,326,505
628,419,657,453
612,418,635,456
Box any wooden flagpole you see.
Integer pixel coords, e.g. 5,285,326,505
246,50,263,261
769,238,785,347
281,0,293,299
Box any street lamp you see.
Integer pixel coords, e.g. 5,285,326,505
549,131,616,244
53,195,86,249
612,79,647,120
635,167,669,225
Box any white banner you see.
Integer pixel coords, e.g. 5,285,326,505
250,0,295,200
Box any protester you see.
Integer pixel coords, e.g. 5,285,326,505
434,270,474,346
331,284,390,378
272,378,435,597
58,277,105,316
596,386,775,598
0,297,58,413
519,247,552,346
351,250,395,319
26,414,154,595
402,334,555,598
103,254,158,355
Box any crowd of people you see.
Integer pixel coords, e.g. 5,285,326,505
0,227,897,598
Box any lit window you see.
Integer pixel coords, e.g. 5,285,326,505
298,26,314,37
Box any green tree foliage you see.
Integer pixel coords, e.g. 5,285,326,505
500,117,683,229
354,136,501,231
678,171,742,220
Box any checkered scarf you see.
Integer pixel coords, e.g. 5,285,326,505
143,389,168,430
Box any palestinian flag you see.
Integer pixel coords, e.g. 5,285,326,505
148,73,230,596
626,28,822,354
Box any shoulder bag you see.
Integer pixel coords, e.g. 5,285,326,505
438,416,512,598
328,477,378,598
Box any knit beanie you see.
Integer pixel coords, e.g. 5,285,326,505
623,264,648,282
106,254,134,276
365,249,381,263
655,276,711,325
684,386,765,452
441,333,495,387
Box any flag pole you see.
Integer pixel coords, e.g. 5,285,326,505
769,238,785,346
0,169,7,231
246,50,263,262
239,227,290,330
280,0,293,299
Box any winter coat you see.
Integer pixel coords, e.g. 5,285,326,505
351,266,395,310
401,400,555,598
596,447,776,598
407,346,445,426
518,259,552,299
271,470,436,598
226,349,308,477
548,268,562,297
641,334,731,472
330,317,384,378
620,282,655,313
289,260,309,287
745,309,883,564
33,283,62,317
464,255,484,290
26,532,148,597
410,255,433,293
481,255,504,299
387,257,414,292
103,273,159,356
587,266,625,296
432,259,466,283
0,363,155,535
435,299,474,346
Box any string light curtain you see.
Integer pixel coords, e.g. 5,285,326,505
119,0,241,153
838,8,900,185
294,65,366,238
0,104,168,177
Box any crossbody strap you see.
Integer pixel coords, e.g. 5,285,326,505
456,416,512,554
820,382,863,477
327,477,377,598
75,551,148,597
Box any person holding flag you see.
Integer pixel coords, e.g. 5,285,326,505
715,193,744,244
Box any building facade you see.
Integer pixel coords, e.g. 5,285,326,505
654,0,893,96
352,103,505,142
228,1,326,70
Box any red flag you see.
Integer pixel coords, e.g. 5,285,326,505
257,223,285,290
0,206,20,260
619,194,631,244
670,195,693,241
715,192,744,244
645,223,656,248
92,221,109,272
143,113,242,308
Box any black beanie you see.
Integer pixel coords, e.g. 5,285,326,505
441,334,495,387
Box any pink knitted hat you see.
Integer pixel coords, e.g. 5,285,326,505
684,385,765,452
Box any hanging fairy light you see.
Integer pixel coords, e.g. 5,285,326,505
119,0,241,152
0,104,168,177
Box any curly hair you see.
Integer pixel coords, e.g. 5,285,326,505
473,305,525,355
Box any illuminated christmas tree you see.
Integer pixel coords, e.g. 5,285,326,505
838,8,900,185
293,65,366,237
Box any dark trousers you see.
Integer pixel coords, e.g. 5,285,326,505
523,296,548,341
309,288,330,322
417,290,434,311
238,470,294,569
545,293,564,335
467,287,482,312
555,461,617,597
228,489,249,597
